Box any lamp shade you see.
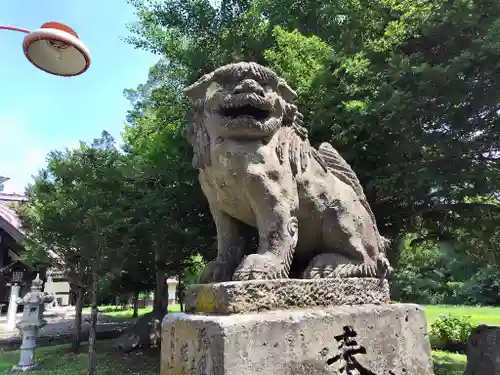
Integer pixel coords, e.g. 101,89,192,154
22,22,91,77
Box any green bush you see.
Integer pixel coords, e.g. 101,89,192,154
391,272,466,306
429,314,473,352
392,265,500,307
458,265,500,306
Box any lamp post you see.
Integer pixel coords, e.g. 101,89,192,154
0,21,91,76
6,268,24,331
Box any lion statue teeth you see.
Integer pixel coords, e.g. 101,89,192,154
183,61,392,283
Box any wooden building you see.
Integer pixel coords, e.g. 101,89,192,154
0,183,71,313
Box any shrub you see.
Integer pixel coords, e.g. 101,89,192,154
458,265,500,306
429,314,473,352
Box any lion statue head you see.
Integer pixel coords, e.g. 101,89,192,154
183,62,304,169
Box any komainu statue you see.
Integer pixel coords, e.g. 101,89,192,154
183,62,392,283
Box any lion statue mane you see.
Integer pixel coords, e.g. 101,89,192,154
183,61,392,283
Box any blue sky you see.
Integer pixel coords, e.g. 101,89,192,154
0,1,159,193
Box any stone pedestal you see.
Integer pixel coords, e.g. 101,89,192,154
162,279,434,375
185,278,390,314
162,304,433,375
11,325,40,372
465,325,500,375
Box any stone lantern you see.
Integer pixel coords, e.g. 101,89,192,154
11,274,54,372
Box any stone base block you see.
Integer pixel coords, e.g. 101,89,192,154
185,277,390,314
465,325,500,375
161,303,434,375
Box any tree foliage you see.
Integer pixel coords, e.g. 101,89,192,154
124,0,500,266
122,90,214,313
17,131,130,286
15,131,132,359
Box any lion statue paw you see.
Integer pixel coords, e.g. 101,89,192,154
198,260,234,284
232,254,283,281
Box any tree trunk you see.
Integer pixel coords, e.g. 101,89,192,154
125,294,133,310
153,267,166,314
114,296,120,311
87,272,98,375
132,291,139,318
72,286,83,353
177,275,185,312
153,242,166,315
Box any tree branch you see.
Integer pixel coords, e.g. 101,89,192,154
416,202,500,216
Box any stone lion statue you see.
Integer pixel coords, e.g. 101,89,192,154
183,62,392,283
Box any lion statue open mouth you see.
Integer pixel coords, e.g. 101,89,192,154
183,62,392,282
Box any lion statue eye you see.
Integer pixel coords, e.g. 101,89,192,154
205,82,222,100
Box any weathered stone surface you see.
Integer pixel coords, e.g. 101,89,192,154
113,312,163,353
161,303,434,375
183,61,392,283
185,277,390,314
465,325,500,375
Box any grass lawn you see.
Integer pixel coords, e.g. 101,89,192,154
82,304,182,319
433,351,467,375
0,342,159,375
89,303,500,325
423,304,500,326
0,344,466,375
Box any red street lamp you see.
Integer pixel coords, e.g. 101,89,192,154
0,21,91,77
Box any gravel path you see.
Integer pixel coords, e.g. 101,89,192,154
0,312,133,350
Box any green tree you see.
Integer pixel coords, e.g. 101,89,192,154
176,254,206,311
122,0,274,275
124,0,500,279
122,109,213,316
107,245,155,317
16,132,131,375
304,0,500,239
107,107,215,351
391,233,478,304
